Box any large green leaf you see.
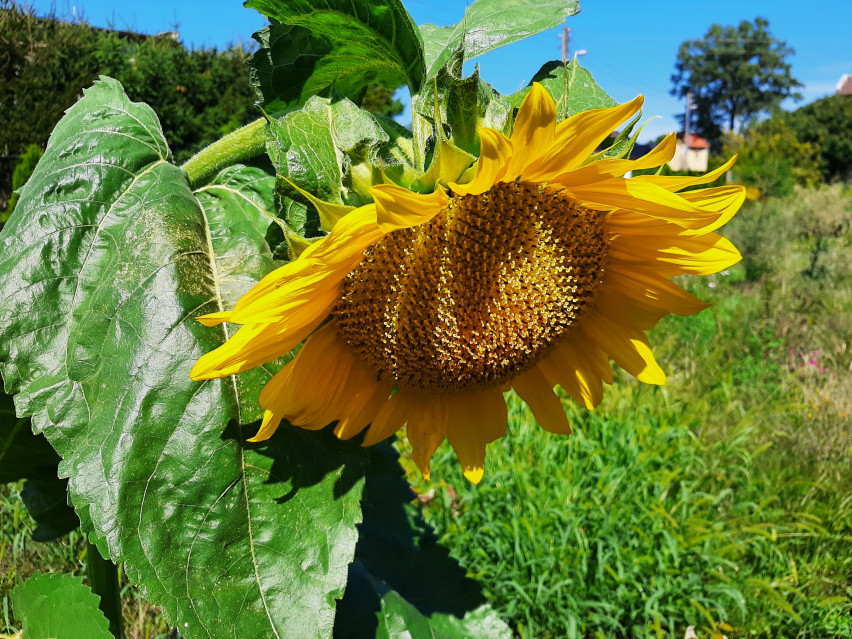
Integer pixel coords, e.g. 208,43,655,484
0,391,60,482
0,77,366,638
246,0,425,110
420,0,581,79
519,59,618,119
1,391,78,541
20,478,80,541
266,96,389,212
11,573,113,639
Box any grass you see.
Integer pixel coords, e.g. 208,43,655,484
406,184,852,638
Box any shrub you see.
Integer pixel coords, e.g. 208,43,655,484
783,95,852,183
2,144,42,223
723,119,822,199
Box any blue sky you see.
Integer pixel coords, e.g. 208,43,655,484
31,0,852,142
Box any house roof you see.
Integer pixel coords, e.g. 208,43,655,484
679,133,710,149
837,74,852,95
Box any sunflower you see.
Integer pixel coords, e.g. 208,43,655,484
191,83,744,484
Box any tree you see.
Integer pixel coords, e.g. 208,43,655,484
781,95,852,182
0,1,259,205
360,84,405,118
671,18,802,144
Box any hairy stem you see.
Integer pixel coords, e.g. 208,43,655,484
181,118,267,189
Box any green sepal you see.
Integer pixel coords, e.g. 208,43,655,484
266,96,389,209
279,174,355,234
412,141,476,193
583,113,658,165
412,65,514,160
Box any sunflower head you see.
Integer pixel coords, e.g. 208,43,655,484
191,83,744,484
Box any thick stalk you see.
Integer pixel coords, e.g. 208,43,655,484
181,118,267,189
86,541,124,639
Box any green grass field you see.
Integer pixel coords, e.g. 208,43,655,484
2,185,850,638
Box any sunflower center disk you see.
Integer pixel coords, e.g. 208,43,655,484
334,182,609,392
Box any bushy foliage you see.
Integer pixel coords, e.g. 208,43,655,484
0,2,257,199
782,95,852,183
2,144,42,223
360,84,405,118
723,118,822,199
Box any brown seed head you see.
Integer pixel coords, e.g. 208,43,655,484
334,181,609,392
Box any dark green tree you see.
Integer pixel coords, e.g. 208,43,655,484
781,95,852,182
671,18,802,143
3,144,43,223
360,84,405,118
0,1,258,203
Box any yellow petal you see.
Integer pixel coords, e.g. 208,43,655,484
370,183,448,233
362,392,409,447
605,264,710,316
591,286,670,331
503,82,557,180
407,395,449,480
633,155,737,192
446,389,507,484
537,352,587,408
449,127,513,196
674,185,746,235
250,408,285,443
248,365,294,442
512,366,572,434
610,228,742,276
256,321,384,433
546,132,676,187
565,177,738,230
601,181,745,238
581,310,666,385
196,310,231,327
544,339,610,409
190,317,322,380
334,377,393,440
229,206,383,323
524,95,644,181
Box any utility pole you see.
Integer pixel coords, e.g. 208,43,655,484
560,26,570,64
682,91,693,168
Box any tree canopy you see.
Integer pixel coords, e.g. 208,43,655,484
781,95,852,183
671,18,802,143
0,3,257,207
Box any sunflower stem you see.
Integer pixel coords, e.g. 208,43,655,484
86,541,125,639
181,117,267,189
